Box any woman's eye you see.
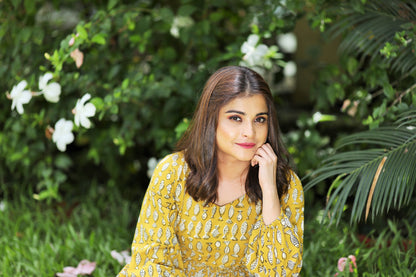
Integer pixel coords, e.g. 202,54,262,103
229,115,241,122
256,117,267,123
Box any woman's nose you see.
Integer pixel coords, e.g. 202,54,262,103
242,121,254,137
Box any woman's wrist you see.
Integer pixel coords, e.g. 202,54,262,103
261,190,281,225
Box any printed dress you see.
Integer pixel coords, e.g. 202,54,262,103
117,152,304,277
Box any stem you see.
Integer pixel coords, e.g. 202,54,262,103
390,82,416,107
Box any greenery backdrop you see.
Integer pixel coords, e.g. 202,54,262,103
1,0,303,202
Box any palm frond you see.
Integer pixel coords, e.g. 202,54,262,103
304,108,416,225
327,0,416,74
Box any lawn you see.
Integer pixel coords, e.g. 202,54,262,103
1,186,133,276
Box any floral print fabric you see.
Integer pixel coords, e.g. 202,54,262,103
117,152,304,277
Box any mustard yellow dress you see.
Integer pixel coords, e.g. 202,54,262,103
117,152,304,277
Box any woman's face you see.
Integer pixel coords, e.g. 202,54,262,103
216,94,269,164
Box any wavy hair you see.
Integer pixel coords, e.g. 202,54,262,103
176,65,291,204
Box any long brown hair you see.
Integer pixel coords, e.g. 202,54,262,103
176,65,291,204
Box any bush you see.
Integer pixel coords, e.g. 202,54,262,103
1,0,304,201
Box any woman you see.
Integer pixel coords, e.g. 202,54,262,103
117,66,304,276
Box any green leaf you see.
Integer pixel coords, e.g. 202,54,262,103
175,118,190,139
178,5,196,16
76,25,88,40
24,0,35,14
91,34,106,45
346,57,358,75
90,97,104,111
121,78,129,90
107,0,118,10
383,84,395,99
11,0,21,9
54,154,73,170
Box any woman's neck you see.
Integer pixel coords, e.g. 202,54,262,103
215,159,249,206
216,158,249,188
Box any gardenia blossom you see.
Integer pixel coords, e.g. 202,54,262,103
284,61,297,77
170,16,194,38
278,33,297,53
73,93,96,128
9,80,32,114
147,157,160,178
52,118,74,152
39,72,61,103
241,34,269,67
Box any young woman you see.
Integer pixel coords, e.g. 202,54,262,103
117,66,304,276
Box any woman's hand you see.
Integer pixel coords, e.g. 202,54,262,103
251,143,278,193
251,143,281,224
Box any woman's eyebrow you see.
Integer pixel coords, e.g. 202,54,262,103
256,112,269,116
225,110,269,116
225,110,245,115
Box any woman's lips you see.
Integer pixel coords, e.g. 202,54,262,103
236,143,256,149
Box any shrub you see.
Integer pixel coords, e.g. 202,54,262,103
1,0,303,200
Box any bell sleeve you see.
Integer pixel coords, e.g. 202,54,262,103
117,154,186,277
245,172,304,277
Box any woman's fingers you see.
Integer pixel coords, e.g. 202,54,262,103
251,143,278,170
253,143,277,164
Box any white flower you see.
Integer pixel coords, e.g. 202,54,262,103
10,80,32,114
283,61,297,77
73,93,96,128
111,250,131,265
39,72,61,103
278,33,297,53
52,118,74,152
147,157,160,178
170,16,194,38
241,34,269,67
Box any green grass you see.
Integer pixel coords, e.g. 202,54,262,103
1,187,415,276
0,186,136,276
303,210,416,276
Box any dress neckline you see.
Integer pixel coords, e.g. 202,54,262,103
212,193,246,207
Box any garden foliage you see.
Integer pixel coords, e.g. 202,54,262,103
305,0,416,225
1,0,304,201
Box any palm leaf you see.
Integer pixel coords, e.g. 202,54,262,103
304,108,416,225
326,0,416,74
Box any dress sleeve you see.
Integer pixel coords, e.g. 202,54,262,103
117,154,186,277
245,172,304,277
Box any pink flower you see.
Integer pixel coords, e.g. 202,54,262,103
69,33,79,46
334,255,357,276
348,255,357,269
56,260,96,277
111,250,131,264
70,48,84,68
69,37,75,46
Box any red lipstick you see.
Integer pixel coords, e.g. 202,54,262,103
236,143,256,149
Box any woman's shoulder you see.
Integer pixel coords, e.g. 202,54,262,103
281,169,304,206
151,151,189,181
287,169,302,189
155,151,186,170
148,151,188,202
